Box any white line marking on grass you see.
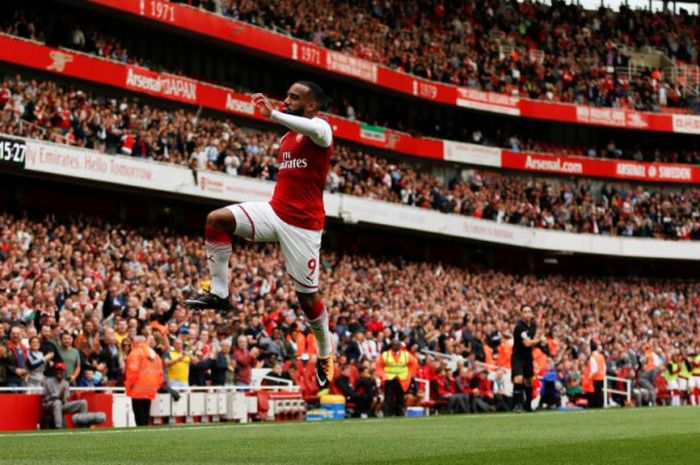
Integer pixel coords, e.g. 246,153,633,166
0,421,322,438
0,407,612,439
0,418,403,439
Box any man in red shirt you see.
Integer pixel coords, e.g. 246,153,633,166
471,368,495,413
186,81,335,387
436,367,468,414
0,86,11,109
233,335,259,386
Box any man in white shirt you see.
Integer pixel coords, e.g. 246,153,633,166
190,145,208,170
358,332,379,361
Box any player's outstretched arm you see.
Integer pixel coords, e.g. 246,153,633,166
270,110,332,148
252,93,332,148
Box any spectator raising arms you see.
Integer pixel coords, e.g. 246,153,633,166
1,76,699,241
1,208,699,411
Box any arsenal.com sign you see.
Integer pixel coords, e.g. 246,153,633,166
502,150,700,183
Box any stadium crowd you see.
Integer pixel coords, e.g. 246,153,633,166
1,211,699,414
2,0,700,426
192,0,699,113
3,3,700,163
1,4,148,69
2,76,700,241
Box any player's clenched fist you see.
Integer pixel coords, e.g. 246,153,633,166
251,93,274,118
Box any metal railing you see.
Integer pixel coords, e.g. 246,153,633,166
603,375,632,408
616,60,651,81
260,375,294,387
670,63,700,97
420,349,510,373
0,384,299,394
415,378,431,403
419,349,513,398
617,41,699,98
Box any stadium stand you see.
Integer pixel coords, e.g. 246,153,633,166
2,0,700,430
2,1,700,165
2,75,699,240
176,0,700,113
0,207,697,413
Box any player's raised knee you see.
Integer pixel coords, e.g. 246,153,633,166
206,208,235,232
296,292,317,311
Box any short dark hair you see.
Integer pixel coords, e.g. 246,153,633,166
296,81,326,109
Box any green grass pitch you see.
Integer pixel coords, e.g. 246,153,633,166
2,407,699,464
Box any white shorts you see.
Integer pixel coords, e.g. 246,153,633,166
227,201,321,293
679,378,689,392
690,376,700,389
667,379,679,391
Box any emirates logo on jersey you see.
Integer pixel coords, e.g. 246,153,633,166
279,150,308,170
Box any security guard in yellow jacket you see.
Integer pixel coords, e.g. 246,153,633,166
375,339,418,416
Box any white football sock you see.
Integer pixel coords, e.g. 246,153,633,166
205,240,231,298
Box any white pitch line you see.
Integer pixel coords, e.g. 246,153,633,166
0,421,319,439
0,408,603,439
0,417,401,439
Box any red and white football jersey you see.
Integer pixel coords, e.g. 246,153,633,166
270,129,332,231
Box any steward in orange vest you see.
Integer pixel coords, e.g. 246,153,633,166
582,341,606,408
125,335,164,426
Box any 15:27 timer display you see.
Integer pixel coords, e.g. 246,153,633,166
0,137,26,167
